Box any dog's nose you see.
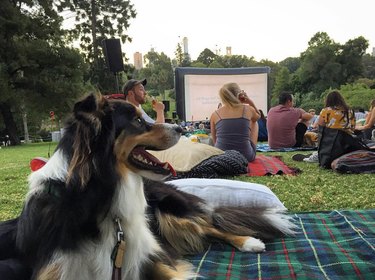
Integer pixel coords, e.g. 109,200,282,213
175,126,183,133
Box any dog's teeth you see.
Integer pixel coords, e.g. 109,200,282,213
163,163,169,169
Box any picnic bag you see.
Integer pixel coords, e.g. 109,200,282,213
331,150,375,173
318,126,370,168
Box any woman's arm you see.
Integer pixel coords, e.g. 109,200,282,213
247,105,260,122
357,107,375,130
238,91,260,118
317,109,326,127
210,113,217,144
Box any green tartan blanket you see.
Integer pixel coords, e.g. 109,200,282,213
187,209,375,279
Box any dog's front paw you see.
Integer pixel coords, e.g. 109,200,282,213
240,237,266,253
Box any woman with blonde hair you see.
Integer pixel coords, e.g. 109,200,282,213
210,82,260,162
356,99,375,139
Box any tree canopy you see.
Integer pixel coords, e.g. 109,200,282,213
0,0,86,144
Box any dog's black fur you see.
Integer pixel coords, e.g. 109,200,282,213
0,94,296,280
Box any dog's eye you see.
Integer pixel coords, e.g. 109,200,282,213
137,117,143,124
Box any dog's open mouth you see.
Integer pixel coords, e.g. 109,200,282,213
129,146,176,176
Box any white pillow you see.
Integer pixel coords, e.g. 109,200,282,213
165,178,286,209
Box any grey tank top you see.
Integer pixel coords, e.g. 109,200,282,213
214,107,256,162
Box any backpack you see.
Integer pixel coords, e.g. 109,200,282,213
318,127,370,169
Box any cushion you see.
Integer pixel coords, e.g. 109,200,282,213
148,137,224,172
166,178,286,209
331,150,375,173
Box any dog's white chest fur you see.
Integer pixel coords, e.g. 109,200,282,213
108,171,161,279
63,171,162,280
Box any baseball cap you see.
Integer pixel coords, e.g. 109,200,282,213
122,78,147,96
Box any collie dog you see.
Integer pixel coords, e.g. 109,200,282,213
0,94,296,280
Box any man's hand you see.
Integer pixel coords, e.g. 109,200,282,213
151,99,165,123
152,99,165,112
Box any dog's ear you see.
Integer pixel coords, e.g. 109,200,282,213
73,93,100,115
67,93,109,188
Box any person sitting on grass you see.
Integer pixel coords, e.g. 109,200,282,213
267,92,313,149
303,90,356,163
356,99,375,140
210,82,260,162
257,109,268,142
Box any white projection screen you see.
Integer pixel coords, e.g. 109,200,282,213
175,67,270,121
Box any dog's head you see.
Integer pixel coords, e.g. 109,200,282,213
60,93,181,187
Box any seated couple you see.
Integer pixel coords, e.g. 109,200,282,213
209,87,312,161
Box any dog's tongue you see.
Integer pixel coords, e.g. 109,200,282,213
163,161,176,177
132,147,176,176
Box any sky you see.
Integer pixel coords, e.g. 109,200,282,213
119,0,375,64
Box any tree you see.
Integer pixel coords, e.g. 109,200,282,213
340,83,375,110
362,54,375,81
0,0,86,145
298,32,369,95
298,32,341,94
279,57,301,73
338,36,368,84
272,67,291,105
213,55,256,68
139,51,174,99
195,48,217,66
56,0,137,90
174,43,184,67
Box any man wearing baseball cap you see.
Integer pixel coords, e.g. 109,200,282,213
122,78,165,123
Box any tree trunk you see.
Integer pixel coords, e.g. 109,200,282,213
91,0,98,61
0,102,20,145
22,111,30,143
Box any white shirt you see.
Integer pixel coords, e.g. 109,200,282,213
139,106,155,124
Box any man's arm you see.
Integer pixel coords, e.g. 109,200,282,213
301,110,313,121
152,101,165,123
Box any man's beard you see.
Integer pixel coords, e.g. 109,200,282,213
135,94,146,105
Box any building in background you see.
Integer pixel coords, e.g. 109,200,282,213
226,46,232,56
133,52,143,69
372,47,375,56
183,37,189,54
182,37,191,62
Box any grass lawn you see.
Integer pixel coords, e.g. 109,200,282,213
1,142,374,221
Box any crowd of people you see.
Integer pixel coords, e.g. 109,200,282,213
116,77,375,163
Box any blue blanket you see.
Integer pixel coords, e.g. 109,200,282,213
256,143,317,152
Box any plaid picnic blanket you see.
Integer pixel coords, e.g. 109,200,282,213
257,143,317,152
187,209,375,279
247,155,300,176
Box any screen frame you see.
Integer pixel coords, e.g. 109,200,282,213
174,67,271,121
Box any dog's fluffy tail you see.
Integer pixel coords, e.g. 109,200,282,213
212,207,298,239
